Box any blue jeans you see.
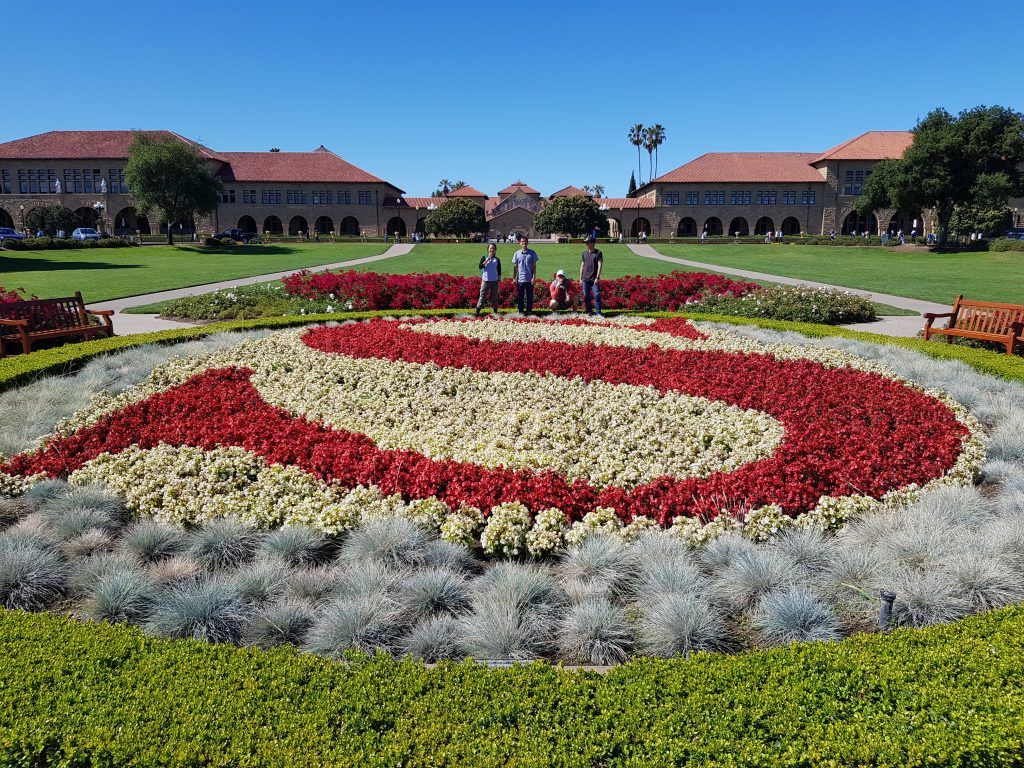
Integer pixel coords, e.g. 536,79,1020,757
516,281,534,314
583,279,601,315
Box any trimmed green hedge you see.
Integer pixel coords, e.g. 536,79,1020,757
2,606,1024,766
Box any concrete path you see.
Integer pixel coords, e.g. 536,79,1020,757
87,243,415,335
627,244,946,337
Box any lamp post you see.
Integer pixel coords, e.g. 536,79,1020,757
18,204,25,233
93,201,105,235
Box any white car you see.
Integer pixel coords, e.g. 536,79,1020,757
72,227,101,241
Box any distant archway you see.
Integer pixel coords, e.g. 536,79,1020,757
703,217,723,236
415,217,427,235
0,208,13,229
631,217,651,237
781,216,801,236
114,207,149,235
238,215,257,233
314,215,334,235
728,217,749,237
387,216,407,237
887,210,923,235
263,215,283,235
159,217,195,234
288,216,308,236
74,207,99,229
754,216,775,235
842,211,878,236
676,217,697,237
339,216,360,236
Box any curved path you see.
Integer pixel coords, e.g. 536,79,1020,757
87,244,415,335
627,244,945,337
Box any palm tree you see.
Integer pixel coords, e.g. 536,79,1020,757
433,179,452,196
628,124,645,184
649,124,666,178
592,183,605,198
642,127,656,184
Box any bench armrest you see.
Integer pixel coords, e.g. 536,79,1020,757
0,317,29,328
87,309,114,317
923,311,955,320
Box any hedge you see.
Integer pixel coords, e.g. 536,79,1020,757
0,236,137,251
1,606,1024,766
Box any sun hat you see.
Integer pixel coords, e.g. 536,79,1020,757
556,269,566,277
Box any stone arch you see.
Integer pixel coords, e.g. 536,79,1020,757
114,207,150,235
0,207,13,229
630,217,651,237
238,215,258,233
703,217,723,236
314,215,334,235
73,206,99,229
841,210,877,236
754,216,775,236
263,215,283,235
339,216,360,236
159,217,195,235
886,209,923,236
676,217,697,237
781,216,801,236
728,217,749,237
415,217,427,235
288,216,308,236
387,216,407,237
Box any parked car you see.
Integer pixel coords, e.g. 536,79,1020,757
72,227,101,241
0,227,25,242
214,228,259,243
1006,228,1024,240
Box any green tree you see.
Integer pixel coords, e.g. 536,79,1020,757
424,197,487,237
948,203,1013,237
642,127,656,183
649,124,666,178
431,179,467,197
627,172,637,197
628,124,645,185
125,133,221,245
24,205,77,237
533,195,607,238
858,105,1024,244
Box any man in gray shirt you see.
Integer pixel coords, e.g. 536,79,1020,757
579,235,603,316
512,235,539,315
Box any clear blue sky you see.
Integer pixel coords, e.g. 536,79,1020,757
4,0,1019,197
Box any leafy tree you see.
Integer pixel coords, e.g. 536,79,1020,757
582,184,606,198
533,196,607,238
424,197,487,237
858,105,1024,243
125,133,221,245
431,179,467,197
628,172,637,197
269,148,280,152
948,204,1012,237
628,124,645,185
24,205,77,236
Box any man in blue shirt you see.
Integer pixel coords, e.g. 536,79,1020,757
512,235,539,315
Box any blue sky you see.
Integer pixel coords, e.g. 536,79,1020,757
4,0,1019,197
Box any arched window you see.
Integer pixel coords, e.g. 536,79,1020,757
0,208,13,229
288,216,308,236
728,217,749,237
238,215,258,233
263,215,283,235
842,211,877,236
314,215,333,235
780,216,801,236
703,217,723,236
339,216,360,236
630,217,651,237
387,216,407,237
676,217,697,236
114,207,149,235
73,206,99,229
754,216,775,235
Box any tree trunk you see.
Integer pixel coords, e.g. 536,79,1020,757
637,147,642,185
936,204,953,246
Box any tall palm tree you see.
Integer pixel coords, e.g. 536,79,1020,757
649,124,666,178
592,183,605,198
642,127,656,184
628,124,645,184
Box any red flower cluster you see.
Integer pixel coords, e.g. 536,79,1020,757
0,286,29,304
3,319,969,527
280,269,757,311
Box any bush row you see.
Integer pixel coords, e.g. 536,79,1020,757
1,606,1024,766
697,284,877,323
0,236,138,250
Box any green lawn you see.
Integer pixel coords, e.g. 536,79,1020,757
0,243,388,303
652,243,1024,305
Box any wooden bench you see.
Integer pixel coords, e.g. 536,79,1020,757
0,292,114,357
923,294,1024,355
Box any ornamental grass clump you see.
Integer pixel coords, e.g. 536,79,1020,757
458,602,555,661
888,569,971,629
419,539,478,574
401,614,463,662
696,533,757,574
243,598,316,648
145,577,250,644
751,586,842,646
337,516,428,569
474,562,564,615
635,594,728,658
304,593,403,656
557,597,634,666
119,519,190,564
558,534,637,599
257,525,333,568
229,560,290,607
0,538,66,610
712,548,801,612
187,518,262,571
67,551,138,596
82,569,160,624
938,552,1024,612
284,565,345,606
397,567,469,623
631,557,711,604
766,528,835,574
334,561,403,601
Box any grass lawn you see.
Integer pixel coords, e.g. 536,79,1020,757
0,243,388,303
652,243,1024,305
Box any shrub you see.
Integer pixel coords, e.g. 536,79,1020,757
82,569,160,624
635,594,728,658
0,538,66,610
119,519,191,564
751,586,842,645
145,577,250,643
304,594,403,656
698,284,877,324
187,518,262,571
557,597,634,665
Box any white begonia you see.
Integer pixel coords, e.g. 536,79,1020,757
740,504,793,541
439,504,485,549
480,501,532,558
525,507,569,557
404,496,451,531
564,507,624,547
620,515,661,541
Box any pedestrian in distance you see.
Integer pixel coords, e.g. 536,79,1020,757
512,235,538,315
579,234,603,316
475,242,502,316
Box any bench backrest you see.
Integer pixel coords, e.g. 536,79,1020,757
953,296,1024,336
0,293,88,332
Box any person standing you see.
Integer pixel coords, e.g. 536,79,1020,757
512,235,538,315
579,234,603,316
475,242,502,316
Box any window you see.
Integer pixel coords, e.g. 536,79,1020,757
808,191,815,205
312,191,333,205
18,169,56,194
261,189,282,204
665,191,679,205
843,170,854,196
730,192,736,205
358,191,373,205
756,192,762,205
704,192,711,205
337,191,352,205
801,191,816,205
854,170,864,195
243,189,257,204
221,189,236,204
0,169,9,194
108,169,128,194
685,191,697,205
769,191,777,205
743,192,751,205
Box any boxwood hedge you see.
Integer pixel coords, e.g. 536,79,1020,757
1,606,1024,766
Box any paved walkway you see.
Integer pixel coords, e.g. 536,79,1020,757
627,244,946,337
88,244,415,335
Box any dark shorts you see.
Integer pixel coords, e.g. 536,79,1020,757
552,299,570,310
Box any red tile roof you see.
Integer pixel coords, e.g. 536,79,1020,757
396,197,445,209
550,185,592,198
648,153,823,185
218,147,398,188
0,130,222,160
597,197,656,209
812,131,913,163
498,180,540,195
446,185,487,198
